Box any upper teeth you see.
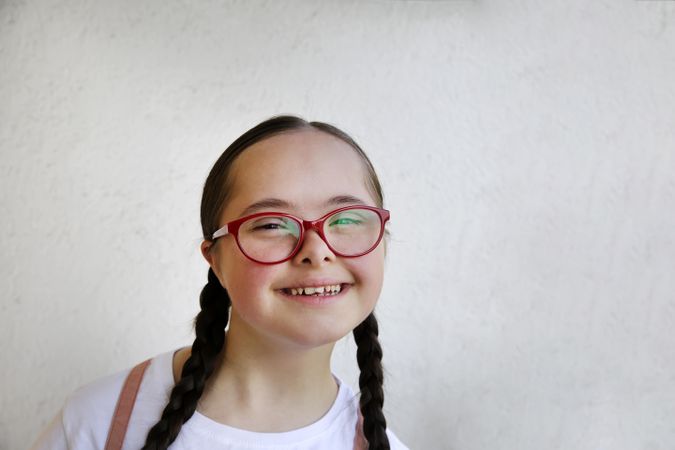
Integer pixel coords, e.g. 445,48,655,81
289,285,342,295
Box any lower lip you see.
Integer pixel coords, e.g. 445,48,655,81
277,284,352,306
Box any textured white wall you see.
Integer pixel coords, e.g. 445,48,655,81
2,1,675,449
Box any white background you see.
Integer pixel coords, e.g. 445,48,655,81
2,1,675,449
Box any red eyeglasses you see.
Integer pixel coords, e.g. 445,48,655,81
211,205,390,264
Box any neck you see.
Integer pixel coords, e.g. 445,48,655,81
196,312,339,432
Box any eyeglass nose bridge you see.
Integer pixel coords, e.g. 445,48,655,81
297,218,331,248
302,218,326,232
287,217,336,260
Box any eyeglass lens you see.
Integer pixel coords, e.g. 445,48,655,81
237,208,382,263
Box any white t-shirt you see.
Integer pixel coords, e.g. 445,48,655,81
30,348,408,450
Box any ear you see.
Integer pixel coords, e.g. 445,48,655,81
201,240,230,291
201,240,215,266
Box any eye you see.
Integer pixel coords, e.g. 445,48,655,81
246,217,293,233
254,222,286,230
328,211,366,227
330,217,362,226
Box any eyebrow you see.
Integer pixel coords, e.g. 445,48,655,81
239,195,368,217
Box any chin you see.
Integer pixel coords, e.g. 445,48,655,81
279,322,356,349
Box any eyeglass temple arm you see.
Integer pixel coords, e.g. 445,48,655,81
212,225,229,240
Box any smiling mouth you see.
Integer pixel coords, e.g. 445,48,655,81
279,283,351,297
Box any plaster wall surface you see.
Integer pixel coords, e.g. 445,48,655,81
2,1,674,449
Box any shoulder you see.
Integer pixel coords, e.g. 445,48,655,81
57,349,178,449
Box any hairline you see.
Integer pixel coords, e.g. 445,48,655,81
214,127,382,229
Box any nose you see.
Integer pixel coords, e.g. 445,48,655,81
291,228,336,266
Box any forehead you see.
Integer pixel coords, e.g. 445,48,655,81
224,130,376,219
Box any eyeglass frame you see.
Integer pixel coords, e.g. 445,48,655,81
209,205,390,265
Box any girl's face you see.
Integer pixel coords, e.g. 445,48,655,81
202,130,385,349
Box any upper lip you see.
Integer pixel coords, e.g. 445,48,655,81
277,278,352,289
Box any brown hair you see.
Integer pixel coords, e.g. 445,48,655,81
142,115,391,450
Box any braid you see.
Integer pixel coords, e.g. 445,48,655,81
353,312,390,450
141,268,229,450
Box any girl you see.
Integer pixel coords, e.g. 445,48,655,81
31,116,408,450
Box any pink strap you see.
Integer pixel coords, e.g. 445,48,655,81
104,359,152,450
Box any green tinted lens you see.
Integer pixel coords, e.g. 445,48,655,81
324,208,382,255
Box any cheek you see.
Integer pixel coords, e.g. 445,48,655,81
217,246,277,299
349,245,385,301
226,263,275,299
224,263,279,323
